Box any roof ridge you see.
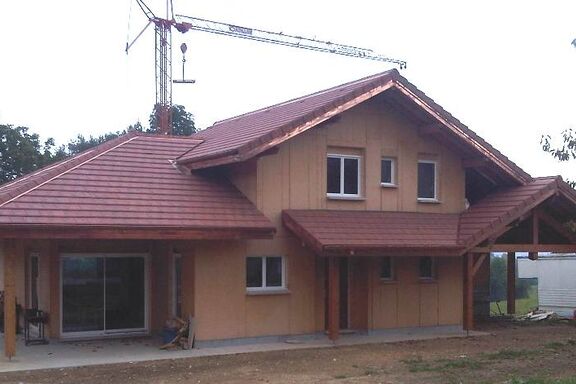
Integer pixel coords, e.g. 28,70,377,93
201,69,397,130
0,134,140,208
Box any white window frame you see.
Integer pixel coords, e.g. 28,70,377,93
380,158,396,187
327,154,361,198
246,256,286,292
417,160,438,202
379,256,395,281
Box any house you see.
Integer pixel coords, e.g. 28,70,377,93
2,69,576,359
518,254,576,317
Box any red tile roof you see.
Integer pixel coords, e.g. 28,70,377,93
179,70,531,184
283,177,576,256
458,177,568,248
0,133,274,238
283,210,463,256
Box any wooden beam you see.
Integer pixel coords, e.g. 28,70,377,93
327,256,340,341
463,253,475,331
471,244,576,253
537,209,576,243
471,253,488,277
507,252,516,315
529,212,539,260
3,239,17,359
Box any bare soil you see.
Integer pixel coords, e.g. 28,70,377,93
2,321,576,384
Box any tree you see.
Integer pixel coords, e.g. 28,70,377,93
0,124,66,183
66,123,144,156
541,129,576,187
149,104,196,136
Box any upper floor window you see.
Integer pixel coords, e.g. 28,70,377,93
418,160,437,201
327,154,360,197
246,256,285,291
381,158,396,186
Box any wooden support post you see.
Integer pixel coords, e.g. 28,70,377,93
3,239,17,360
463,253,475,331
529,213,539,260
507,252,516,315
327,256,340,341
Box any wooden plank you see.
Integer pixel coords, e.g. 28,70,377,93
327,256,340,341
3,239,17,359
507,252,516,315
471,244,576,253
0,227,275,240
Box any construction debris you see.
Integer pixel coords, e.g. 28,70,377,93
160,316,195,350
519,310,557,321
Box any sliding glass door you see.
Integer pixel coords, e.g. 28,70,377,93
61,254,147,337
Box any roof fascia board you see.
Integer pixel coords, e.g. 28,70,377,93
393,81,531,185
0,226,275,240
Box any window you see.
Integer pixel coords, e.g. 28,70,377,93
381,158,396,186
327,154,360,197
418,160,437,201
419,256,436,280
380,257,395,280
246,256,285,291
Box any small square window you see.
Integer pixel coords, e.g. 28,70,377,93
380,257,394,280
418,161,437,200
327,154,360,197
246,256,285,291
419,256,436,280
381,158,396,186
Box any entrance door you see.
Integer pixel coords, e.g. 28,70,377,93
61,254,147,337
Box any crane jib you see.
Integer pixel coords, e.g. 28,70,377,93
229,25,253,35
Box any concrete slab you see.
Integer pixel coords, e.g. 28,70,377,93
0,326,487,373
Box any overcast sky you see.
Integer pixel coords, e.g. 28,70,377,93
1,1,575,180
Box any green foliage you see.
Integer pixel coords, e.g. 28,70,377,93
149,104,196,136
66,123,144,155
491,254,507,301
0,124,66,183
541,130,576,188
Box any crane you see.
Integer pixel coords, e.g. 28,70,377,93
126,0,407,135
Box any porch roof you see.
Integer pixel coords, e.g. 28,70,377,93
282,210,464,257
0,133,275,239
283,177,576,257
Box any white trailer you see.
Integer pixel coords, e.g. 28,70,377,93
518,254,576,318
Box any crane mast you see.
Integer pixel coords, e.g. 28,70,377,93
127,0,407,135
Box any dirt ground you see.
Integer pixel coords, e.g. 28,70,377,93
2,321,576,384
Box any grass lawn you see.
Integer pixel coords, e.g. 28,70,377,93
491,285,538,315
